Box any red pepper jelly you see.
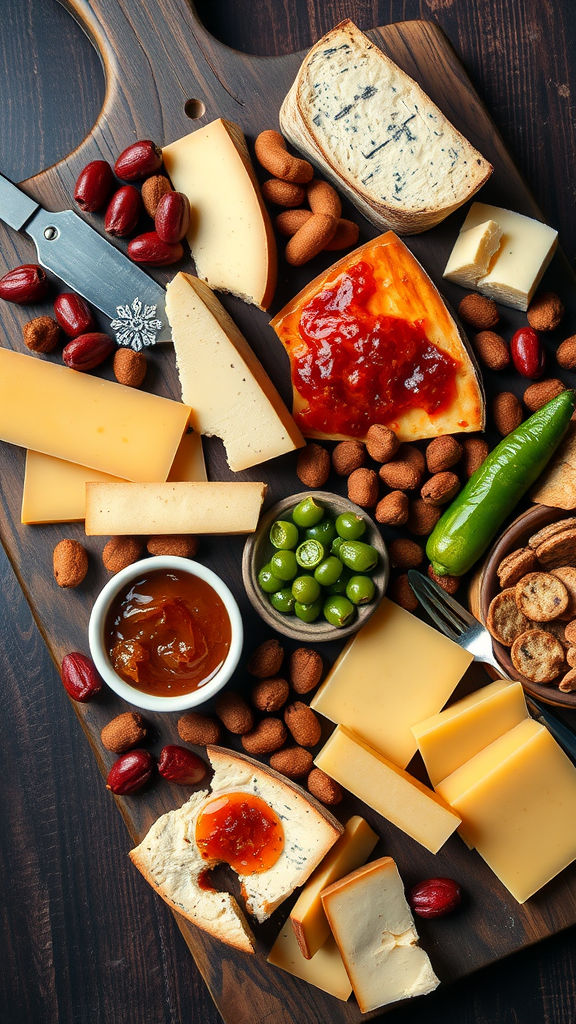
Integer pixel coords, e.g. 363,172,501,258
105,569,231,696
293,260,460,437
195,792,285,874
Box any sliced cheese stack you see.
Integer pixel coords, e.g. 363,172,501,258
166,272,304,472
267,927,353,1002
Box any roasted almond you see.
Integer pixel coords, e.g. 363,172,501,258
493,392,523,436
473,330,509,371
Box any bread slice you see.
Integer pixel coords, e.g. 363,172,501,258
280,20,492,235
129,746,343,952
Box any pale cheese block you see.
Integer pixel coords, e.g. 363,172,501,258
315,727,461,854
130,747,343,951
84,481,266,536
443,220,502,287
411,680,528,787
268,924,352,1002
290,815,379,959
311,598,472,768
437,719,576,903
321,857,440,1013
162,119,277,309
280,20,492,235
166,273,304,472
458,202,558,310
0,347,191,482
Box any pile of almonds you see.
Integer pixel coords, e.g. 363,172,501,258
53,533,199,588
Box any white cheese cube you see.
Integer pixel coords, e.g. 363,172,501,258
443,219,502,287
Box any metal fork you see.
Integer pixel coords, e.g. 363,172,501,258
407,569,576,763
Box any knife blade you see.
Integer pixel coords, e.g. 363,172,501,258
0,172,171,349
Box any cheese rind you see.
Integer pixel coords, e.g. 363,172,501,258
437,719,576,902
267,926,352,1002
290,815,379,959
166,273,304,472
411,680,528,787
315,727,461,854
321,857,439,1013
162,119,277,309
443,220,502,287
0,348,191,482
84,481,266,536
311,598,472,768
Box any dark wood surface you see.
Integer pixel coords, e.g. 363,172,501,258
2,2,576,1023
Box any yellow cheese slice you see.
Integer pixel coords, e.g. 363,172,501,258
290,815,379,960
162,119,277,309
311,598,472,768
437,719,576,903
85,481,266,536
166,273,304,472
0,348,191,481
411,680,528,787
315,727,461,854
267,924,352,1002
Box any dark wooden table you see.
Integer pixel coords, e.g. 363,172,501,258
1,2,575,1022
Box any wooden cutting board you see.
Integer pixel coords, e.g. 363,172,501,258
2,3,576,1022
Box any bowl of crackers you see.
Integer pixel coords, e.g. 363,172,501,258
478,505,576,708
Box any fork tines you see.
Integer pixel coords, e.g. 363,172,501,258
407,570,476,639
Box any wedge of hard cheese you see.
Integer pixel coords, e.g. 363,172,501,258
84,481,266,535
163,119,277,309
321,857,440,1013
268,924,352,1002
166,273,304,472
130,747,343,951
280,20,492,235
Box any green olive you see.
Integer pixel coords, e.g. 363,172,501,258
270,519,300,550
270,588,296,613
305,518,337,547
331,536,344,557
346,575,376,605
323,595,356,628
335,511,366,541
270,549,298,581
325,568,353,595
296,538,325,570
314,556,344,587
292,497,325,528
292,575,321,604
258,563,284,594
339,540,379,573
294,597,323,623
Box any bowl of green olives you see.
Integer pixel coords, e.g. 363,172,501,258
242,491,389,641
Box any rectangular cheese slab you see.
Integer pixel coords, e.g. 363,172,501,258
315,727,461,854
411,680,528,786
85,481,266,535
311,598,472,768
21,431,206,525
437,719,576,903
0,348,191,481
321,857,439,1013
267,924,352,1002
459,202,558,310
443,219,502,287
290,815,379,960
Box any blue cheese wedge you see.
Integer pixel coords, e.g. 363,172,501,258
280,20,492,235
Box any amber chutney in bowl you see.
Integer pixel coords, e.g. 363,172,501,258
88,556,243,712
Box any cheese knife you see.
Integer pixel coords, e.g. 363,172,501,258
0,172,171,349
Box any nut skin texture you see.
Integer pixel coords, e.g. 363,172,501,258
389,538,423,569
375,490,409,526
428,565,460,594
128,232,183,266
177,712,221,746
307,768,343,806
23,315,61,353
106,750,155,795
524,378,566,412
527,291,564,332
247,638,284,678
462,437,489,478
251,676,290,713
63,332,115,371
255,130,314,184
397,444,426,474
408,877,462,918
284,701,322,747
146,535,199,558
473,331,510,371
347,467,379,507
113,347,147,387
421,471,460,507
101,712,147,754
0,264,48,304
141,175,173,218
74,160,114,212
216,691,254,734
262,179,306,207
290,647,323,694
379,460,421,491
458,293,499,330
158,745,207,784
556,335,576,371
511,327,545,379
407,499,441,537
53,538,89,588
389,574,418,611
365,424,400,463
276,209,313,236
114,140,162,181
61,652,102,702
285,213,337,266
102,536,144,573
241,718,287,754
493,392,523,435
104,185,143,237
332,440,366,476
324,219,360,251
297,443,330,488
155,191,191,244
54,293,95,338
270,747,313,778
307,179,342,220
426,436,462,474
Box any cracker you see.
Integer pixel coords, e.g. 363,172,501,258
551,566,576,619
559,668,576,692
514,572,569,621
566,647,576,668
487,589,530,646
531,425,576,510
528,517,576,550
534,619,570,648
534,528,576,569
564,620,576,646
510,629,566,683
496,547,538,589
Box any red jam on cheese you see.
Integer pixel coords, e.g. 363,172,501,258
293,260,460,436
195,792,285,874
105,569,231,696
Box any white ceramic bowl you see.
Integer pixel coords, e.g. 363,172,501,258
88,555,243,712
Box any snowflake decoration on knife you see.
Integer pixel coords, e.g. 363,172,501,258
110,298,163,351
